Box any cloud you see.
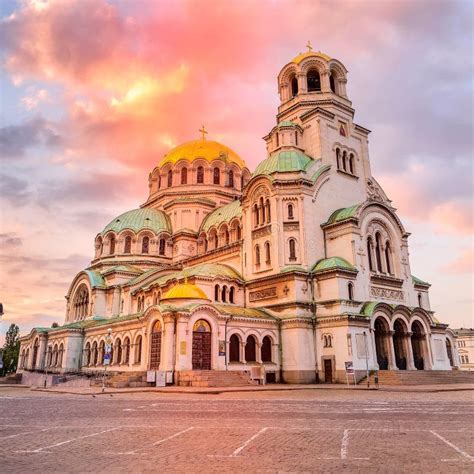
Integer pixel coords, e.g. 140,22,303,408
0,232,23,249
0,117,61,158
0,173,30,206
441,248,474,275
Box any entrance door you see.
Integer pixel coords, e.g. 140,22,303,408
192,319,211,370
149,320,162,370
324,359,333,383
393,320,407,370
411,321,424,370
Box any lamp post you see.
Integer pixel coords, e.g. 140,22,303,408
102,328,112,393
363,331,370,388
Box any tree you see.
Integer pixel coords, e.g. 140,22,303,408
1,324,20,376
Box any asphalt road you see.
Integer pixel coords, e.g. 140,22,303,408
1,387,473,472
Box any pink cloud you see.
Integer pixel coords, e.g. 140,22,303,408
441,248,474,275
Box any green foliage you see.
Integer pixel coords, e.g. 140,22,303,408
1,324,20,376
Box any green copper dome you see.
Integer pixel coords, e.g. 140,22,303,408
253,150,313,177
200,200,242,232
101,208,171,235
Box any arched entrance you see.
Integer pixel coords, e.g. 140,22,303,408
229,334,240,362
374,318,390,370
261,336,272,362
192,320,211,370
150,320,162,370
411,321,425,370
32,339,39,370
446,339,454,367
245,335,257,362
393,320,408,370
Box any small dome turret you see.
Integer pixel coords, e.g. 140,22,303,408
161,282,210,302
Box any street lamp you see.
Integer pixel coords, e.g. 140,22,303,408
102,328,113,393
363,331,370,388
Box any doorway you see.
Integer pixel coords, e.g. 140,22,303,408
324,359,333,383
149,320,162,370
192,320,212,370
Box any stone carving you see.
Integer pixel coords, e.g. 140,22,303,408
284,223,299,231
252,225,271,239
370,286,403,300
366,178,385,203
249,287,277,302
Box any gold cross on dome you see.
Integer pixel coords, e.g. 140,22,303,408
199,125,208,140
306,40,312,52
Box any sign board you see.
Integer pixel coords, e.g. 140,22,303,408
219,340,226,356
146,370,156,382
103,352,111,365
344,361,354,374
105,344,112,354
156,371,166,387
180,341,186,355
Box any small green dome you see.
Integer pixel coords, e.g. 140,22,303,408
253,150,313,177
101,208,171,236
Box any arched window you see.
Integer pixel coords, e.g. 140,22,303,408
291,75,298,97
167,170,173,187
349,153,354,174
181,167,187,185
159,238,166,256
265,241,271,264
222,285,227,303
375,232,383,272
265,199,271,223
261,336,272,362
255,245,261,266
213,167,220,185
385,242,392,274
289,239,297,261
236,225,242,240
73,284,89,321
228,170,234,188
342,151,347,171
229,334,240,362
229,286,235,304
142,236,149,254
348,282,354,301
367,237,374,271
330,73,336,93
307,69,321,92
53,345,58,367
214,284,220,302
254,203,259,227
109,236,115,255
245,336,256,362
135,335,142,364
97,237,103,257
225,229,230,245
418,293,422,308
157,174,161,189
259,197,265,224
288,203,294,220
115,339,122,365
295,131,298,146
58,343,64,367
84,342,91,366
336,148,341,169
123,337,130,364
124,235,132,254
276,133,279,147
197,166,204,184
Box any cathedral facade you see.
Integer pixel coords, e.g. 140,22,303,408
18,49,459,384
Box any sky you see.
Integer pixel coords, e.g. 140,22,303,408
0,0,473,342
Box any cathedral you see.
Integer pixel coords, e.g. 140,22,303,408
17,47,459,384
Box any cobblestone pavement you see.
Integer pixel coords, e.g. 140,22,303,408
1,387,473,472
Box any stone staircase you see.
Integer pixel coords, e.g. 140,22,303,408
362,370,474,386
177,370,258,387
91,371,148,389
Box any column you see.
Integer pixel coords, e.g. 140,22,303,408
405,333,416,370
111,286,120,316
297,73,307,93
388,331,397,370
38,334,48,370
339,78,348,98
162,314,176,372
320,70,331,92
241,341,246,364
256,341,262,364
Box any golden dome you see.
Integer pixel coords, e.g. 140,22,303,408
292,51,332,65
159,138,245,168
161,282,209,301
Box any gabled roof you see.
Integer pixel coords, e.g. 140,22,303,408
200,200,241,232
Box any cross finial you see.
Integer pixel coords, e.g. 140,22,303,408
306,40,312,52
199,125,208,140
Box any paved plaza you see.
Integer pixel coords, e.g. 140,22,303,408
0,386,473,472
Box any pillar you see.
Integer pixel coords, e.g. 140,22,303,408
406,333,416,370
241,341,246,364
388,331,397,370
162,314,176,372
256,341,262,364
297,72,307,93
320,70,331,92
38,334,48,371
